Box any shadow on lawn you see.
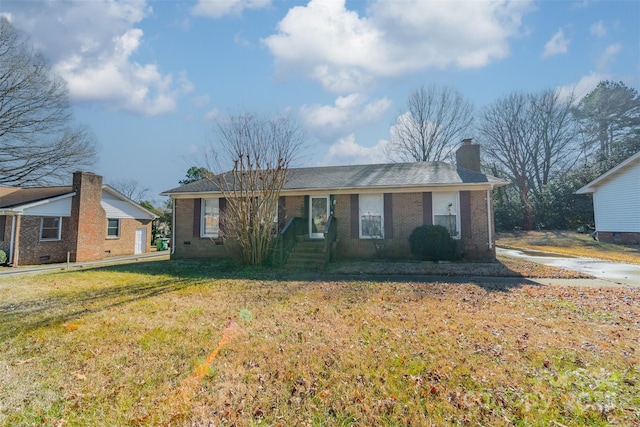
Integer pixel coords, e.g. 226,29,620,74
0,276,198,340
95,257,541,291
0,258,538,340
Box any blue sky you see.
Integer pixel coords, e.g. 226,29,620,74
1,0,638,203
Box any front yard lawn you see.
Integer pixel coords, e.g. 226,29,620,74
1,259,638,426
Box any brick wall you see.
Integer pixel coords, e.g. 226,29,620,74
460,190,495,260
333,191,495,261
172,198,227,258
597,231,640,245
69,172,106,262
174,190,498,262
103,218,153,256
16,216,73,265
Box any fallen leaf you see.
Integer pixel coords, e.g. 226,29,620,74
71,371,87,381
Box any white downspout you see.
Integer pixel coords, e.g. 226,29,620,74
486,188,493,250
170,198,176,255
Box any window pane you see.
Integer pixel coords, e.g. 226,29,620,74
202,198,219,236
432,192,459,238
359,194,384,238
107,219,119,236
41,217,60,240
361,214,382,238
434,215,457,237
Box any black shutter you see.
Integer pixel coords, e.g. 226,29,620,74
384,193,393,239
350,194,359,239
422,192,433,225
278,196,286,231
219,198,226,234
193,198,201,237
460,191,471,239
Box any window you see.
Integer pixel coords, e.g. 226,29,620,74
201,198,220,237
359,194,384,238
107,218,120,237
40,217,61,241
432,192,460,238
0,215,5,241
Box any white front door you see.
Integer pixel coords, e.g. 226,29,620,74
134,228,146,254
309,196,329,239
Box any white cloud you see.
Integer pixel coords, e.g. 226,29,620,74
321,134,389,166
590,20,606,37
263,0,533,92
203,108,222,122
543,29,570,58
191,0,271,18
596,43,621,70
2,1,189,116
300,94,391,136
556,72,608,104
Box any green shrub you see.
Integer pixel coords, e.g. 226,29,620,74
408,225,457,262
0,250,7,265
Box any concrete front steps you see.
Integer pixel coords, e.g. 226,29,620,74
285,239,326,270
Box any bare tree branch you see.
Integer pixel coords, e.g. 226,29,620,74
0,17,98,186
385,84,474,163
206,112,305,266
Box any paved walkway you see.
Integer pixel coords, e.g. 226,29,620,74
497,247,640,287
0,250,170,277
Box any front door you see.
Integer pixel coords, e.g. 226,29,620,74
134,228,146,254
309,196,329,239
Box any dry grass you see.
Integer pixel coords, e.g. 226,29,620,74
328,255,591,279
1,259,638,426
497,231,640,264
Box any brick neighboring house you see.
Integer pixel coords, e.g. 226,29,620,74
161,140,509,265
576,151,640,244
0,171,157,266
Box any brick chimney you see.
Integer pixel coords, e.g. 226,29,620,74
69,171,105,262
455,138,481,172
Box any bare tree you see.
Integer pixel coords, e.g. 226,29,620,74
385,84,474,163
207,112,305,266
109,178,149,202
478,89,581,230
0,17,98,186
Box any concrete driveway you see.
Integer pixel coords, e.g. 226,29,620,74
497,247,640,287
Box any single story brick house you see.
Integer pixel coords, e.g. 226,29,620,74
576,151,640,244
162,140,508,266
0,171,157,266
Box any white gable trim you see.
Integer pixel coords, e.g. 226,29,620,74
576,151,640,194
4,192,75,216
101,186,157,220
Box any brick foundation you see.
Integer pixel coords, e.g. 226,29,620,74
596,231,640,245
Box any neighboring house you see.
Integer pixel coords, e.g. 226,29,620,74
0,171,157,266
576,151,640,244
161,140,509,265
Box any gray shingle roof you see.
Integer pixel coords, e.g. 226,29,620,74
0,186,73,209
162,162,507,195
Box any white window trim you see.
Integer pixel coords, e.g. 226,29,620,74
359,194,384,239
106,218,120,239
201,198,220,238
432,192,461,239
40,216,62,241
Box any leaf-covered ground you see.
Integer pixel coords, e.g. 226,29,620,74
1,260,638,426
327,255,592,278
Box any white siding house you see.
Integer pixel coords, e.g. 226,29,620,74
576,151,640,244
